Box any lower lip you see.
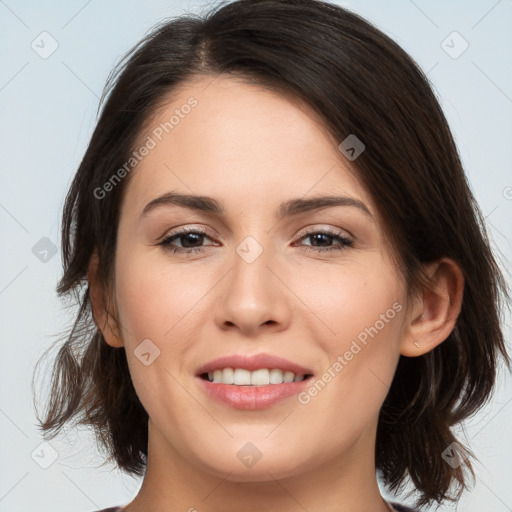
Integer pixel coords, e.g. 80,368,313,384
196,376,312,410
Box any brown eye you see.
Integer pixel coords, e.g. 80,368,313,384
295,229,354,253
158,228,215,254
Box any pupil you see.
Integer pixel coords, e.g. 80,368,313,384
182,233,202,248
312,233,331,246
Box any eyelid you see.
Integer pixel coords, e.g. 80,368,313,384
158,223,353,243
157,224,356,260
294,224,353,240
157,224,215,241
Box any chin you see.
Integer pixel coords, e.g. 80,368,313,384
195,446,307,482
208,462,305,483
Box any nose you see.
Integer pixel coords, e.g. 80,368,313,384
213,240,292,337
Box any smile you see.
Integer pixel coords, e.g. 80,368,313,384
200,368,312,386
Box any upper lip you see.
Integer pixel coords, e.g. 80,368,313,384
195,353,314,376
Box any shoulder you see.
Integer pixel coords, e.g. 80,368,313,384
91,508,124,512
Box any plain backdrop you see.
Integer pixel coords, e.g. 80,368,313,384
1,0,511,511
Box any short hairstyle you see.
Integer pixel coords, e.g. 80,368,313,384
33,0,511,509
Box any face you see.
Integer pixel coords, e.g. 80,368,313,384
109,75,410,481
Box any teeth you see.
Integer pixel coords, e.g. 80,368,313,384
206,368,307,386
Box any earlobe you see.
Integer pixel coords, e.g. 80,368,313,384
400,258,464,357
87,250,124,348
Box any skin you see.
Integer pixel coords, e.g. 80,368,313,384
88,75,464,512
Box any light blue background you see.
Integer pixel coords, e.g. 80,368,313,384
1,1,511,511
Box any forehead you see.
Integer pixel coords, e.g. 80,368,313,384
123,74,374,217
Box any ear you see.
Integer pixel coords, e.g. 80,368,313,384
87,250,124,348
400,258,464,357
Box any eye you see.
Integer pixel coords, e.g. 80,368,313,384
157,227,354,255
294,229,354,253
158,227,216,254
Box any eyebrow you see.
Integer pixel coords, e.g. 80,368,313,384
140,192,373,220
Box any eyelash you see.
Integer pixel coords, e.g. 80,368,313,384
158,227,354,255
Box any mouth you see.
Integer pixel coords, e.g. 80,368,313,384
195,353,315,410
199,368,314,386
196,370,313,411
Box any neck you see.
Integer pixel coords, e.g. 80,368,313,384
123,418,391,512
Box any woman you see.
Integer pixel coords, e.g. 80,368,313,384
33,0,510,510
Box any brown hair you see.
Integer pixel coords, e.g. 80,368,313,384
32,0,510,508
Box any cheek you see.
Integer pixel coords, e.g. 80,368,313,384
290,258,405,347
292,261,405,415
113,248,209,344
112,250,208,414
